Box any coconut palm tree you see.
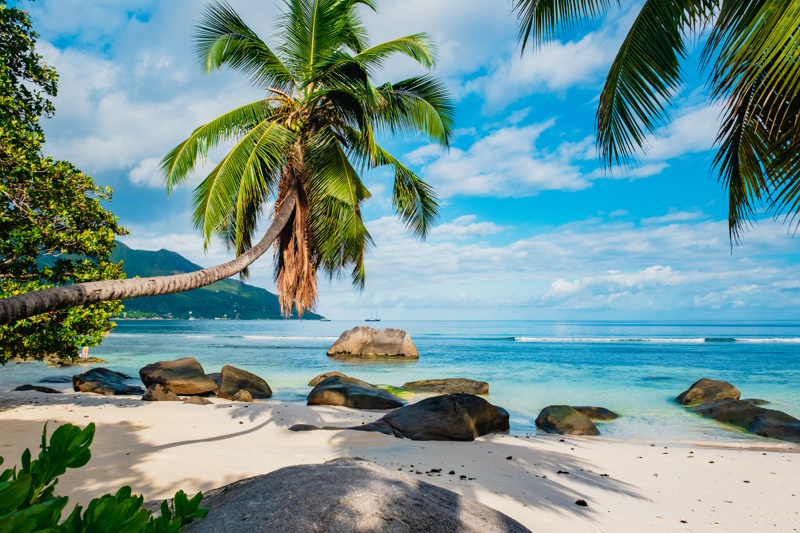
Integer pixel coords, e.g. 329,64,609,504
514,0,800,241
0,0,454,325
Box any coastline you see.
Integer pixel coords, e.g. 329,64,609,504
2,389,798,532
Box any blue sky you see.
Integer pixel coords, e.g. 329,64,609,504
22,0,800,320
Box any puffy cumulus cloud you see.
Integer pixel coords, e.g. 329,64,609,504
432,215,509,240
409,120,592,198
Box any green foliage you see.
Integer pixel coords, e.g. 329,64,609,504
163,0,454,315
0,423,208,532
514,0,800,241
0,1,127,362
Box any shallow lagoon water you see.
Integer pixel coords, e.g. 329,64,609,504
3,320,800,443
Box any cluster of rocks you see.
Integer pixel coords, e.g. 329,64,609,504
676,378,800,444
534,405,620,436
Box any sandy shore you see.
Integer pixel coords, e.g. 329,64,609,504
1,388,798,532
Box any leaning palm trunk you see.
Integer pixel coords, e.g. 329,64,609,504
0,187,298,326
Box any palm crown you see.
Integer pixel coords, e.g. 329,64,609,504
162,0,454,315
515,0,800,241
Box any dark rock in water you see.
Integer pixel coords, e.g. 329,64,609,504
142,384,180,401
217,365,272,400
183,396,213,406
327,326,419,359
402,378,489,395
307,376,404,410
206,373,221,387
139,358,217,396
179,457,530,533
743,398,770,406
692,399,800,444
231,389,253,402
676,378,740,405
38,376,73,384
14,384,61,394
308,371,346,387
73,368,144,396
358,394,509,441
535,405,600,436
572,406,619,420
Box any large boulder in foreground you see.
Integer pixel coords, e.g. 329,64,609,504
676,378,740,405
327,326,418,359
139,358,217,396
402,378,489,395
692,399,800,444
307,376,403,410
182,458,530,533
536,405,600,436
72,368,143,396
573,406,619,420
218,365,272,400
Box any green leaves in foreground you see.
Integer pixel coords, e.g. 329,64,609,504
0,423,208,533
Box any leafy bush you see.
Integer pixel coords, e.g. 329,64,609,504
0,423,208,532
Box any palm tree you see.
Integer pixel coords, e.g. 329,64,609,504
0,0,454,325
514,0,800,241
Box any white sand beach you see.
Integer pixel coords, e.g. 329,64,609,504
1,389,798,532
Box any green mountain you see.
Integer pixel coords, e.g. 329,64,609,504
109,242,320,320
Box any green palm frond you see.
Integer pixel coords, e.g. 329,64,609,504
192,121,294,247
354,34,437,71
514,0,616,50
373,76,456,146
161,100,274,192
596,0,702,167
195,1,296,92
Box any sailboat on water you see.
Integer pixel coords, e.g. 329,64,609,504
365,311,380,322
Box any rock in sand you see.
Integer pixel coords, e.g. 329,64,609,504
308,371,346,386
535,405,600,436
231,390,253,402
139,358,217,396
307,375,404,410
72,368,143,396
14,384,61,394
142,384,181,401
217,365,272,400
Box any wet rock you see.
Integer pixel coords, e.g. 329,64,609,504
692,399,800,444
327,326,418,359
38,376,73,384
307,376,404,410
183,396,213,406
359,394,509,441
142,384,181,401
308,371,346,387
218,365,272,400
179,457,530,533
743,398,770,406
231,390,253,402
73,368,144,396
676,378,740,406
402,378,489,395
139,358,217,396
13,384,61,394
572,406,619,420
535,405,600,436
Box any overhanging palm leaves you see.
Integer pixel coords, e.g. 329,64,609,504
514,0,800,241
163,0,454,315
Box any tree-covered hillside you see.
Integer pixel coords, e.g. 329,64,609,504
111,243,320,320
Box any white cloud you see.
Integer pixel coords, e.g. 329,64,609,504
642,210,706,225
432,215,508,240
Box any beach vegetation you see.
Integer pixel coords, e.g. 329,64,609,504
0,422,208,532
515,0,800,240
0,1,127,363
0,0,454,326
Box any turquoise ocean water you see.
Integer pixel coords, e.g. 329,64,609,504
3,320,800,443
